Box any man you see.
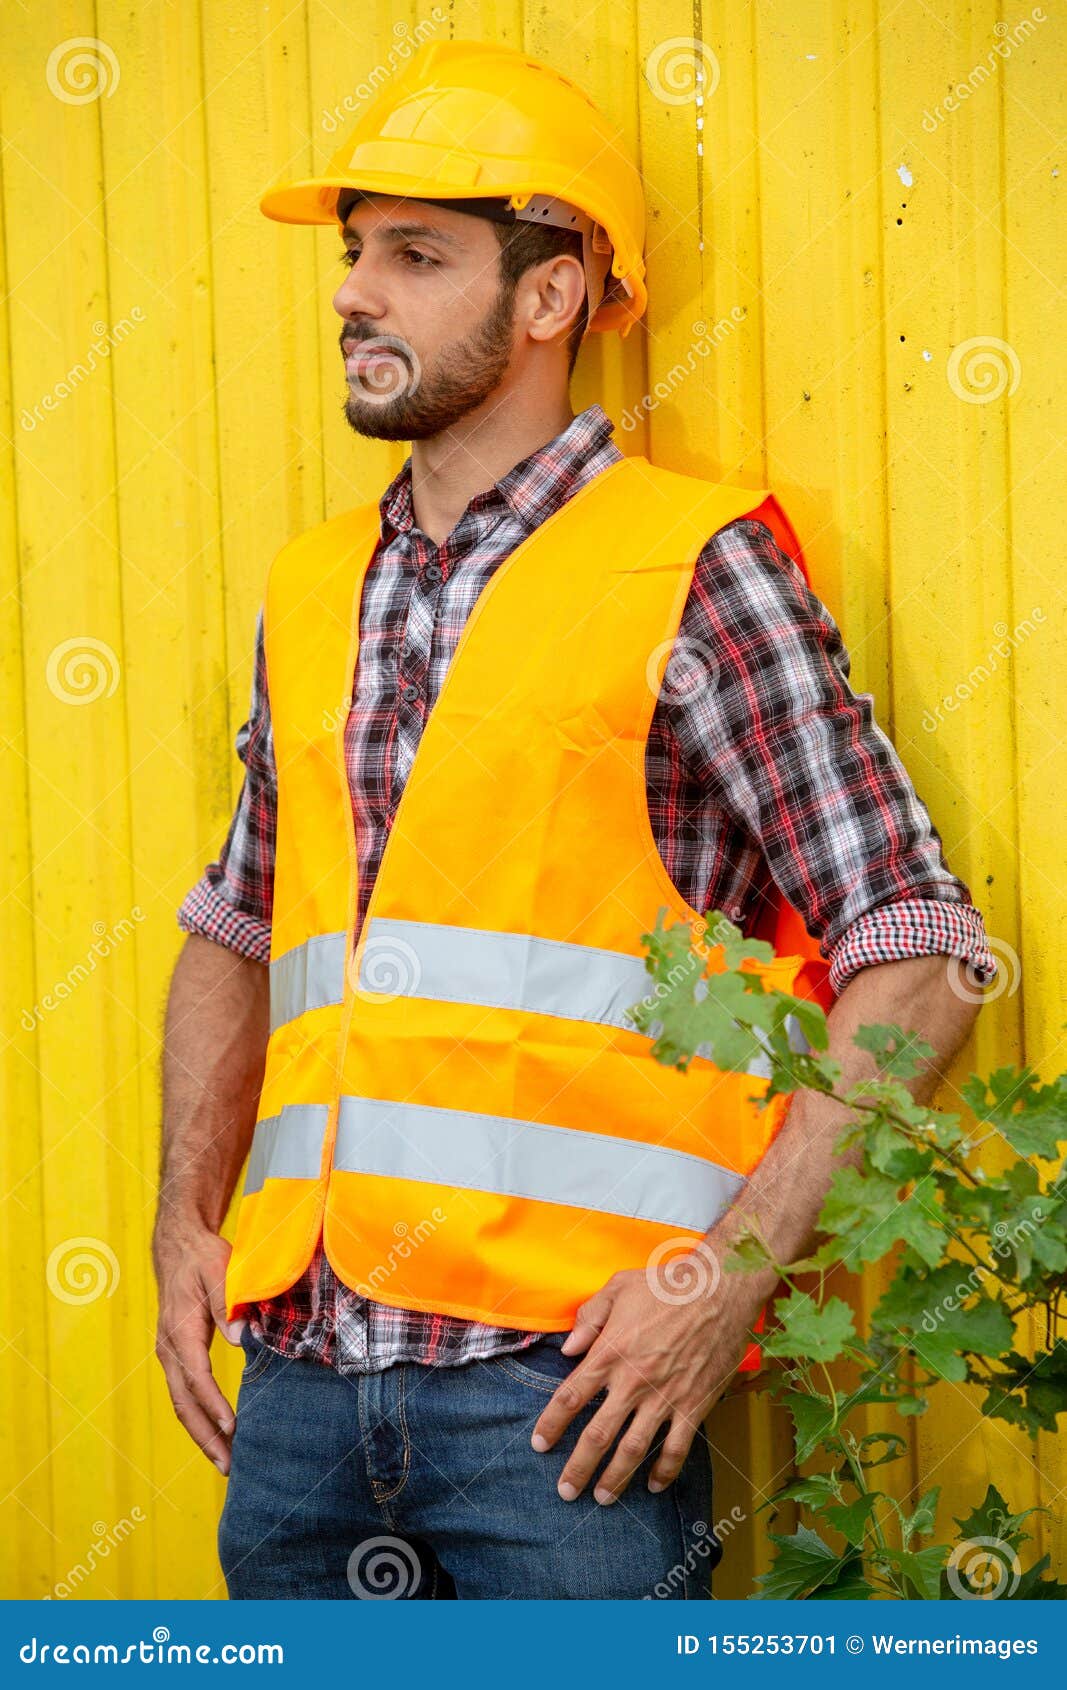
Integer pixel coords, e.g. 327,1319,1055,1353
153,40,996,1600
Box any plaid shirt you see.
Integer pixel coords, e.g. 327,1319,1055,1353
178,403,997,1374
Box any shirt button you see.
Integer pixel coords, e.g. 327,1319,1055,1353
424,563,443,584
401,682,419,702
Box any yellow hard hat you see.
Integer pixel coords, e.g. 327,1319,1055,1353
259,38,647,338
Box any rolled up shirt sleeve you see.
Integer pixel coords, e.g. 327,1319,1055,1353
176,606,275,962
671,518,999,997
825,894,996,995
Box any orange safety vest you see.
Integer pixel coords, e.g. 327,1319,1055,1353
224,455,835,1371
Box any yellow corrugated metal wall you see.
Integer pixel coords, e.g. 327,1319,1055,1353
1,1,1062,1598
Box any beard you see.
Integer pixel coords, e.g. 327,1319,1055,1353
341,280,516,442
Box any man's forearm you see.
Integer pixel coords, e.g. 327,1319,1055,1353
153,933,270,1465
703,954,982,1297
156,933,270,1238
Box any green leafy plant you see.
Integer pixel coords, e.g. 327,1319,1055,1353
632,911,1067,1599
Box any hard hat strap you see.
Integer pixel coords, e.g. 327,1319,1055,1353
507,194,613,324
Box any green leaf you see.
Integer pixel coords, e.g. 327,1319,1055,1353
771,1237,844,1275
635,910,839,1086
952,1482,1036,1550
1012,1556,1067,1598
978,1383,1047,1438
962,1067,1067,1161
775,1377,907,1476
701,909,775,970
872,1267,1015,1382
819,1168,947,1269
941,1166,1067,1286
783,1390,837,1465
759,1046,838,1106
815,1562,875,1600
824,1490,882,1546
879,1544,949,1600
723,1233,775,1272
769,1474,842,1509
851,1431,908,1471
901,1486,941,1547
945,1162,1067,1286
864,1117,934,1180
1026,1215,1067,1280
852,1023,937,1079
978,1341,1067,1437
702,1002,777,1075
760,1292,857,1363
771,991,831,1054
754,1527,864,1599
840,1376,912,1418
894,1394,928,1417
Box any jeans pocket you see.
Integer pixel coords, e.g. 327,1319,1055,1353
239,1323,275,1384
494,1332,599,1395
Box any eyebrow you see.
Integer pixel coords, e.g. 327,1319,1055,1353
341,219,463,249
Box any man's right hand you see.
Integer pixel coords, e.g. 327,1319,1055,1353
153,1222,247,1475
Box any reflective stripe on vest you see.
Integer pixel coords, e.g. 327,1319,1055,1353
269,932,346,1034
333,1095,746,1233
244,1093,746,1231
243,1103,329,1195
269,915,813,1073
269,919,652,1035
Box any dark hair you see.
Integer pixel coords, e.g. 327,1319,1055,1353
489,221,589,377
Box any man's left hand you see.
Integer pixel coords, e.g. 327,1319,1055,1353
529,1247,757,1504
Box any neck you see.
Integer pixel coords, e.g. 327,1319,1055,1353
408,389,576,547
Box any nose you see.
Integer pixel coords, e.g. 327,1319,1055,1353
332,250,385,323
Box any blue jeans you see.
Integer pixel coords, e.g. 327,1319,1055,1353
218,1323,721,1599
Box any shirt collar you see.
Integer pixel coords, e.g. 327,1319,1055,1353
377,403,620,545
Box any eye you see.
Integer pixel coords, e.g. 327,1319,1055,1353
338,246,437,271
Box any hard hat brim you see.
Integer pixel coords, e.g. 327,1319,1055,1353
259,178,353,225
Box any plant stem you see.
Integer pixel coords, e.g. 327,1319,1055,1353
818,1362,839,1423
